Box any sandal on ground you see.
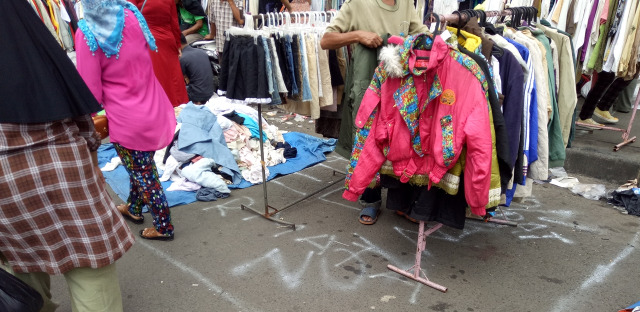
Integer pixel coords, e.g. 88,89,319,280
139,228,174,241
395,211,419,224
358,206,380,225
117,204,144,224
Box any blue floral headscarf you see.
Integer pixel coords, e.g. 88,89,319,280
78,0,156,58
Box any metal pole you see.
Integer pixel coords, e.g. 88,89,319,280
257,104,269,214
241,104,296,229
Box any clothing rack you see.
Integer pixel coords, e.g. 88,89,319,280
575,91,639,151
387,10,525,291
239,11,344,229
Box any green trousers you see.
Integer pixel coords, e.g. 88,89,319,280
0,254,123,312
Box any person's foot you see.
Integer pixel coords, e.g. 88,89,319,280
578,118,604,129
593,107,619,124
139,228,174,241
358,201,381,225
395,211,419,224
117,203,144,224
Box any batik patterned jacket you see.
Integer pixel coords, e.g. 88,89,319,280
342,34,492,216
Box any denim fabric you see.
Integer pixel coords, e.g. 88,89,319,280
266,38,282,105
177,104,242,184
276,36,292,94
284,35,299,96
269,37,288,93
261,37,274,94
298,35,313,102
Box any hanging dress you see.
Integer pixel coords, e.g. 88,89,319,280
131,0,189,107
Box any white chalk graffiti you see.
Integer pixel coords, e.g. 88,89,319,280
231,232,404,291
201,196,255,216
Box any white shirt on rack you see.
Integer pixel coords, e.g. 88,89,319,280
603,0,635,72
572,0,596,57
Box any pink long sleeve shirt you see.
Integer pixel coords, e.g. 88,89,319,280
76,9,176,152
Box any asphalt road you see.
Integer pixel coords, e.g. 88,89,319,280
49,108,640,312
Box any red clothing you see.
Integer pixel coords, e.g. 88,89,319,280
343,35,492,215
130,0,188,107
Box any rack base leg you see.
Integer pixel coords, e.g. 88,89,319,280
614,136,636,151
387,264,447,292
241,204,296,230
387,222,447,292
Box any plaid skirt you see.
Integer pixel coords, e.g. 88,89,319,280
0,116,134,274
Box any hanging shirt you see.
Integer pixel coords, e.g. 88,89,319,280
76,10,176,152
343,35,492,216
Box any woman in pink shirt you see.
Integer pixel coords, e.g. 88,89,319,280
76,0,177,240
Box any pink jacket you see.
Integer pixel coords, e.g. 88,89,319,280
343,35,492,215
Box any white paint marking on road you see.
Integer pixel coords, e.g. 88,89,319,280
270,179,307,195
318,187,361,211
295,234,336,255
324,155,349,164
273,224,305,237
292,171,322,182
550,232,640,312
519,232,574,244
137,239,256,312
537,216,602,234
202,197,254,216
581,232,639,289
369,272,425,304
231,248,315,289
242,215,260,221
409,283,422,304
315,162,345,172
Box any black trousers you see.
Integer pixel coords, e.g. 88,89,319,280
579,71,633,120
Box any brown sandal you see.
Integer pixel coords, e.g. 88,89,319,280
117,204,144,224
395,211,419,224
139,228,174,241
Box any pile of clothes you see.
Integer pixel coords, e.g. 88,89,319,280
156,98,297,200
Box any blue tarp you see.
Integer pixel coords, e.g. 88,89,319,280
98,132,337,209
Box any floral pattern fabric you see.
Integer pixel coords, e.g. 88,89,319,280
114,143,174,235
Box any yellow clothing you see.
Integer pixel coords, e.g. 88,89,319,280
446,26,482,54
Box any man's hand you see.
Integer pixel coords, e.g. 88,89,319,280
358,31,383,48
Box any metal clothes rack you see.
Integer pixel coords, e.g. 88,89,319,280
239,11,343,229
387,8,527,290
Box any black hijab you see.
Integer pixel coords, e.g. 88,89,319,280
0,0,102,124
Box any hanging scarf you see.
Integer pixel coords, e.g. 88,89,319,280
77,0,156,58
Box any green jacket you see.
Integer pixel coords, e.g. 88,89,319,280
335,36,390,159
530,28,566,168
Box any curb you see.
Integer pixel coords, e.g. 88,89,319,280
565,146,640,183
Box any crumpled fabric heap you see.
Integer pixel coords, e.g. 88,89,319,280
196,187,230,201
181,158,231,194
609,188,640,217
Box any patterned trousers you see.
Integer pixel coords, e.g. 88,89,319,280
113,143,174,235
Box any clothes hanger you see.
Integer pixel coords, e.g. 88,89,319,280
425,12,442,35
452,11,468,41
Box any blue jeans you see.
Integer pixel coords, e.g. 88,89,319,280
284,35,299,96
298,35,313,102
262,37,282,105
